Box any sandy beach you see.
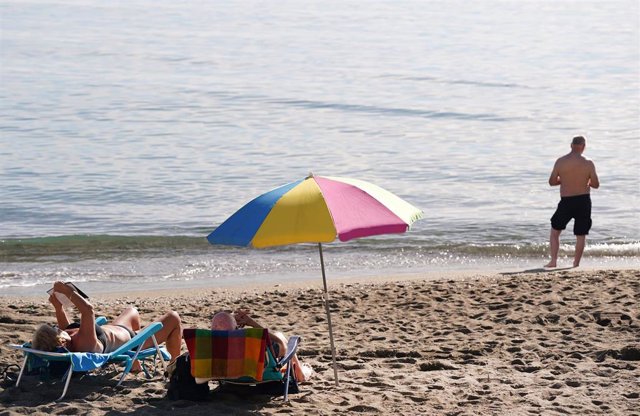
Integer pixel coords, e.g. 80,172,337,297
1,268,638,415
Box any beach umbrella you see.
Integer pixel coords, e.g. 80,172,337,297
207,174,423,385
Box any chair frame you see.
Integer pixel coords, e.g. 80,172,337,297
220,335,301,402
10,320,168,401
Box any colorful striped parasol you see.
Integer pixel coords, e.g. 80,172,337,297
207,174,423,385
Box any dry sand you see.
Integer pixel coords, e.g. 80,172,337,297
1,268,639,415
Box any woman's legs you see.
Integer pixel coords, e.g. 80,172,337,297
112,308,182,362
110,307,144,372
112,306,141,331
142,310,182,361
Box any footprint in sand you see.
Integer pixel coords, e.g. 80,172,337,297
346,405,382,413
419,360,457,371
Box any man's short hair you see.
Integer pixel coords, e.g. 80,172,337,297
211,311,237,330
572,136,586,145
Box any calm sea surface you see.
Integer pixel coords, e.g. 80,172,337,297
1,1,639,294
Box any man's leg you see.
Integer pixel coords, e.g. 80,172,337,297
545,228,561,268
573,235,586,267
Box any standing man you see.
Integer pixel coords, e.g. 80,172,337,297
545,136,600,268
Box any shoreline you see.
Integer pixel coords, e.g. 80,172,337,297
62,264,640,300
2,260,637,299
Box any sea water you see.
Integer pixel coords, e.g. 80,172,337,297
1,0,639,295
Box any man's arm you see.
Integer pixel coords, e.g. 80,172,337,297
588,161,600,189
234,309,262,328
548,161,561,186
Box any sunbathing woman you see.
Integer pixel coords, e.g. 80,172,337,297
32,281,182,362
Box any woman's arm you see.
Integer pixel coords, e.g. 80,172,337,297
52,281,98,351
49,291,71,329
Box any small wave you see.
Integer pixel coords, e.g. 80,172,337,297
0,235,211,262
190,88,519,122
269,98,515,122
381,73,538,90
415,77,535,90
583,242,640,256
1,235,638,263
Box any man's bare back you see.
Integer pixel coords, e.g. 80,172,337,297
549,152,600,197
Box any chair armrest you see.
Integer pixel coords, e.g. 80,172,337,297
110,322,164,356
279,336,300,367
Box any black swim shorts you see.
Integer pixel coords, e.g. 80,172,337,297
550,194,592,235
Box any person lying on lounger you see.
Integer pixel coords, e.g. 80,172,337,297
31,281,183,363
210,310,314,382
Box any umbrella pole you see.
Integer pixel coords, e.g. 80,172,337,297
318,243,339,386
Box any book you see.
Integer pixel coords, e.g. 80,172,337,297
46,283,89,308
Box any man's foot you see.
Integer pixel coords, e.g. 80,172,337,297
572,261,580,268
544,261,557,268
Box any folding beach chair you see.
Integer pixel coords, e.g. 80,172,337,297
9,321,170,401
17,316,109,380
183,328,301,402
